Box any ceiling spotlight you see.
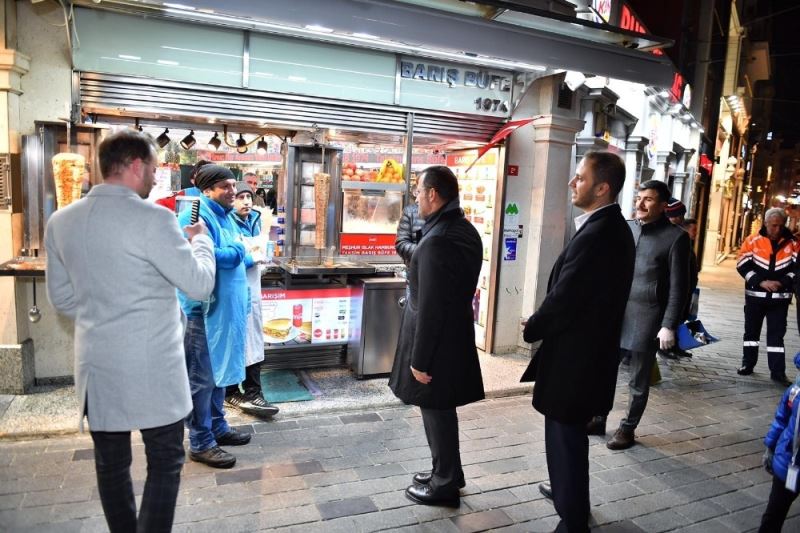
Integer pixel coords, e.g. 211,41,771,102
256,137,268,155
207,132,221,150
155,128,170,148
180,129,196,150
236,134,248,154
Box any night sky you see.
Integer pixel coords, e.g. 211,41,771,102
768,0,800,147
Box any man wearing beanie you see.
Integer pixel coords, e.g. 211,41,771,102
226,182,279,418
177,165,252,468
665,197,687,224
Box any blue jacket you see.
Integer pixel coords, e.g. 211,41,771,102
229,209,261,269
177,195,248,387
765,381,800,483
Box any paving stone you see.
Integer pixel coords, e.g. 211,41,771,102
673,500,728,522
71,448,94,461
316,496,378,520
354,462,408,480
632,508,692,532
215,466,265,486
268,460,324,478
339,412,382,424
450,508,514,532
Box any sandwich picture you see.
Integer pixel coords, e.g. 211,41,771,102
263,318,292,340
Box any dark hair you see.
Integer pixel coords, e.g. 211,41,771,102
639,179,672,203
420,165,458,203
98,130,156,179
583,151,626,198
189,159,211,183
683,217,698,226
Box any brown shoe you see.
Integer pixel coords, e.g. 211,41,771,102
607,428,635,450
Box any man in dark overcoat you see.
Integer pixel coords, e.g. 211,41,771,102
389,165,483,508
600,179,690,450
522,151,635,532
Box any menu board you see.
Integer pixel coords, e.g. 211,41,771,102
447,149,500,350
261,287,353,346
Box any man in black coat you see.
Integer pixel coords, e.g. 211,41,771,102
395,202,425,266
389,165,484,508
522,151,635,532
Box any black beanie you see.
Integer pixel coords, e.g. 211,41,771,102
194,164,235,191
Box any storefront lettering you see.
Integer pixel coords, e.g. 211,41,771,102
619,4,663,56
400,61,511,91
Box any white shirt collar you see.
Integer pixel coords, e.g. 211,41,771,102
574,203,615,232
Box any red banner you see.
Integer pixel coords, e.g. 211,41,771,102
340,234,397,256
465,117,540,172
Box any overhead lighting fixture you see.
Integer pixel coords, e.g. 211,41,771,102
180,129,196,150
157,59,180,66
207,132,221,150
659,90,670,98
118,54,141,61
256,137,268,155
236,134,248,154
155,128,170,148
563,70,586,91
134,118,143,132
352,32,378,39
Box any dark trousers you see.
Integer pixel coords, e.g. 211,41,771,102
759,476,799,532
743,298,789,375
544,416,590,533
90,419,185,533
620,349,656,431
420,407,463,494
226,362,263,400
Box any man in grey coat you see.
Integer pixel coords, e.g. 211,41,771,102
45,129,216,532
597,179,690,450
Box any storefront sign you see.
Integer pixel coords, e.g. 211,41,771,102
398,57,513,117
593,0,612,22
261,287,354,345
619,4,664,56
508,165,519,176
340,233,397,256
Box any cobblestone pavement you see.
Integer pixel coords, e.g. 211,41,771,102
2,260,800,532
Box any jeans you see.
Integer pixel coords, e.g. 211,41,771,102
90,419,184,533
184,316,230,452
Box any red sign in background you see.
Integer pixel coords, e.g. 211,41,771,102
340,234,397,256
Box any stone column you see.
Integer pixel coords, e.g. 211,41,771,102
518,114,585,351
0,1,33,393
621,136,647,219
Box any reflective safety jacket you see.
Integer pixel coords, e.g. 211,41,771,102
736,225,798,301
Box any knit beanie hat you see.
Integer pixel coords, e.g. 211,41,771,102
194,165,235,191
666,198,687,218
235,181,253,197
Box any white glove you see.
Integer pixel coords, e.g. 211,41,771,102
657,327,675,350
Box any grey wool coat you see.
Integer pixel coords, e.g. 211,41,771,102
45,184,216,432
620,216,691,352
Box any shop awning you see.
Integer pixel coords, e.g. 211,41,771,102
73,0,675,87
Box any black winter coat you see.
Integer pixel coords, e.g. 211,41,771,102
389,201,484,409
522,204,635,424
395,204,425,266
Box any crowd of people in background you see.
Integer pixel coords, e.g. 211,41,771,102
43,132,800,531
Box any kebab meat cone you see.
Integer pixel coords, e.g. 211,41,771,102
314,172,330,250
52,153,86,209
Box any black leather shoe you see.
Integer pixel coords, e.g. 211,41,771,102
404,483,460,508
412,471,466,489
772,374,792,387
586,416,606,436
658,348,679,360
216,429,252,446
737,366,754,376
539,482,553,501
189,446,236,469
